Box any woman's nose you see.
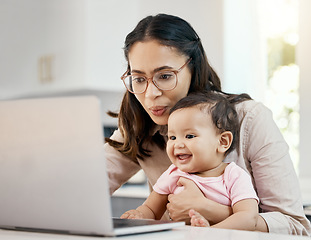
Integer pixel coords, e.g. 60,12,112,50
144,80,162,98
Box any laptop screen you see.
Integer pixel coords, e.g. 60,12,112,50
0,96,115,235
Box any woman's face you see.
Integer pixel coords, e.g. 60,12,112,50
128,40,192,125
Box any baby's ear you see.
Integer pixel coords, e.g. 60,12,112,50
217,131,233,153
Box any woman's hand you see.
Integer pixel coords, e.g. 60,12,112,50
167,177,232,224
167,177,205,223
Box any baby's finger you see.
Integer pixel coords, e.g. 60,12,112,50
120,212,130,219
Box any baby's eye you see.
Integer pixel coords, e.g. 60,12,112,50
186,134,196,139
169,136,176,140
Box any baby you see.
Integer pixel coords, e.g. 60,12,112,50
121,91,259,230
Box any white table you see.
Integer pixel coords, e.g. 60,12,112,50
0,226,310,240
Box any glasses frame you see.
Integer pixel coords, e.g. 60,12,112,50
121,58,192,94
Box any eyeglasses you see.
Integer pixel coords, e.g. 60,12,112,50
121,58,191,94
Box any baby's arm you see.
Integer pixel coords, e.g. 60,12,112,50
189,199,258,230
121,191,168,220
211,198,258,230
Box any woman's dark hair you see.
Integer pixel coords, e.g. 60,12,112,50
106,14,251,161
123,14,221,93
170,91,249,155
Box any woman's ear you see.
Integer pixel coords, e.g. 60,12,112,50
217,131,233,153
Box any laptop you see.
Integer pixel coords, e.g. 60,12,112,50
0,96,184,236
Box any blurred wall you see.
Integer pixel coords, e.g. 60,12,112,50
298,0,311,178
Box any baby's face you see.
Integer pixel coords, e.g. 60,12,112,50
166,106,222,174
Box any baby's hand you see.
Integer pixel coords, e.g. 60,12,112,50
189,209,210,227
120,209,144,219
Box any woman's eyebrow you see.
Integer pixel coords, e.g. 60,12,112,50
130,69,145,74
130,65,174,75
153,66,174,73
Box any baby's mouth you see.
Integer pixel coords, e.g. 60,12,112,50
176,154,192,162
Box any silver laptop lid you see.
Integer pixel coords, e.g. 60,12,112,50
0,96,114,236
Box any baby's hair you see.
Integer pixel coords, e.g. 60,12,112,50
169,91,242,155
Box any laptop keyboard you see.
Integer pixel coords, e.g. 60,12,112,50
113,218,167,228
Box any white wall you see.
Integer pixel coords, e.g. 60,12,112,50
0,0,86,96
298,0,311,179
0,0,142,98
0,0,224,97
223,0,266,102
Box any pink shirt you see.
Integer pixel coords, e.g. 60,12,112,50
153,162,259,206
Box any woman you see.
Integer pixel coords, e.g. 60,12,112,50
104,13,311,235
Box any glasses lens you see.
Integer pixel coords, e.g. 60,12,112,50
124,75,147,93
154,71,177,90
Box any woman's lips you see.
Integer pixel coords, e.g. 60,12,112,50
149,106,167,116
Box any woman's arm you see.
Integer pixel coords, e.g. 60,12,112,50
104,129,141,194
238,101,311,235
189,199,261,231
166,177,232,224
211,199,258,230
